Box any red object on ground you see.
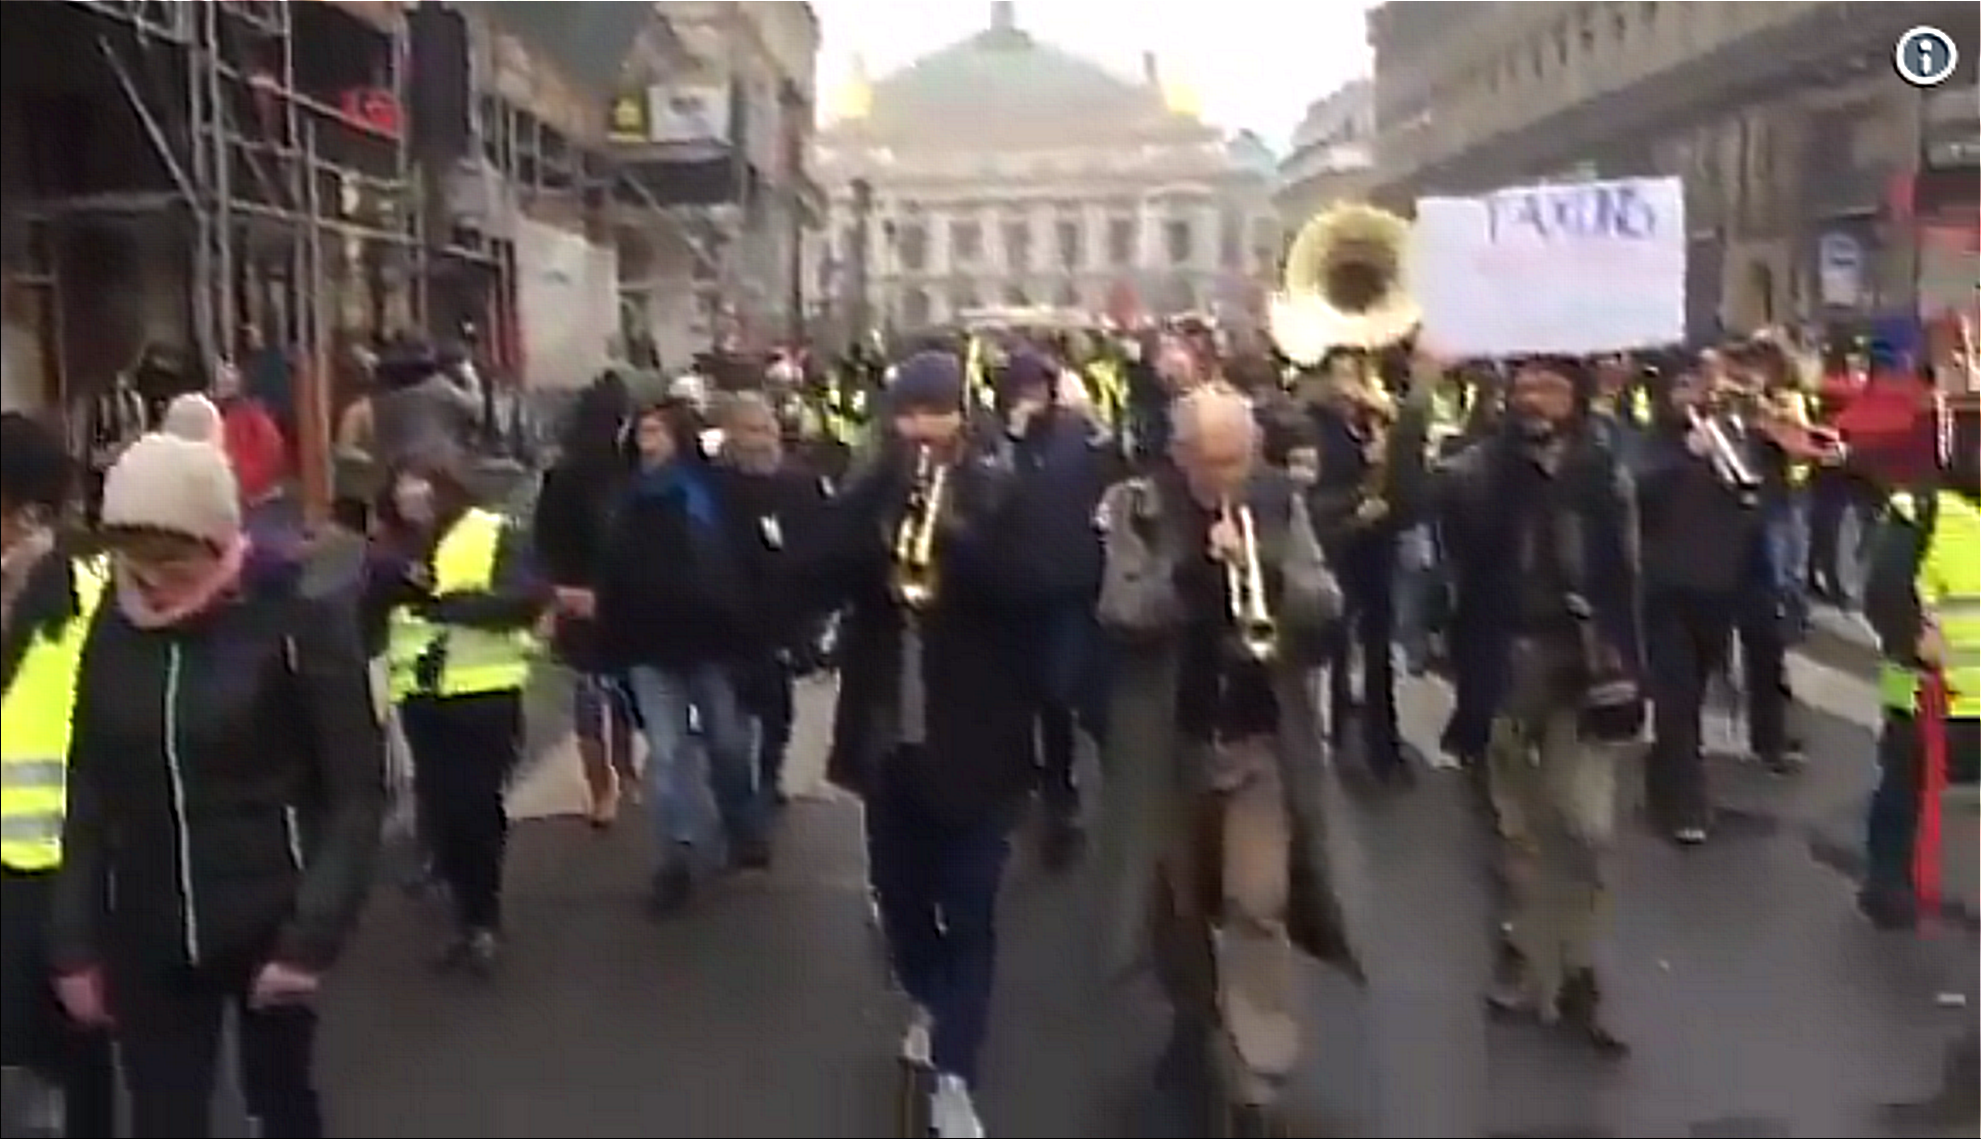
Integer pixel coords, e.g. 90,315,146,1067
1914,672,1951,912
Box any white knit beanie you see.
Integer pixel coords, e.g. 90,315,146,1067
160,392,225,446
100,433,241,546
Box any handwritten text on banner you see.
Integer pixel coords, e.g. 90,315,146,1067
1408,176,1687,357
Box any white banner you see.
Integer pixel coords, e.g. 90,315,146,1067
1408,176,1686,356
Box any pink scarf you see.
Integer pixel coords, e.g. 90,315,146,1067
115,534,251,629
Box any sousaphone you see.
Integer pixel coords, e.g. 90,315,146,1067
1268,202,1420,365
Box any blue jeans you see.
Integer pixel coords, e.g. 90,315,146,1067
1766,494,1811,639
1393,524,1437,671
627,664,762,859
865,756,1013,1085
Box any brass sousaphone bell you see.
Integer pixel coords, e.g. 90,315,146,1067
1267,202,1420,366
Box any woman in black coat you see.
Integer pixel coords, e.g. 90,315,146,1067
533,373,638,826
50,434,385,1138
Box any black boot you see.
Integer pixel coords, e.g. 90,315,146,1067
1554,968,1628,1056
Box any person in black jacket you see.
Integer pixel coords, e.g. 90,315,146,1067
714,392,829,815
1305,347,1432,786
1633,358,1778,845
0,414,115,1139
49,433,385,1138
597,400,773,914
792,352,1045,1136
533,373,638,827
984,350,1109,870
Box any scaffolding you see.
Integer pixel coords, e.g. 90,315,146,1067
24,0,420,513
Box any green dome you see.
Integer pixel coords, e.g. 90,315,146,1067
854,5,1178,146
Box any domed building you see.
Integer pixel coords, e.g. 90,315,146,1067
813,2,1279,333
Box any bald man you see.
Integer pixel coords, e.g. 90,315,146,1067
1093,387,1355,1133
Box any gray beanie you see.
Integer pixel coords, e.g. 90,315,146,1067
100,433,241,545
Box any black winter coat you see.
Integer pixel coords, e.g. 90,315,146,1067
596,462,774,670
50,564,386,975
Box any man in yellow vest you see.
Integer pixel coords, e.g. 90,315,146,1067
1863,392,1980,1126
374,461,543,975
0,414,114,1138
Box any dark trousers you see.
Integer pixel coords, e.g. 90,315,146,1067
0,871,115,1139
1033,703,1079,823
113,957,321,1137
402,690,522,932
754,664,796,803
1645,590,1730,822
1326,541,1402,772
1867,714,1981,895
1645,584,1787,818
864,755,1013,1085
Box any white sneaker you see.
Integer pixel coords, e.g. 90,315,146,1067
928,1073,984,1138
900,1004,933,1066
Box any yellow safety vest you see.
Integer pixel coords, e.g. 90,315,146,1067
0,558,106,872
388,509,533,700
1782,390,1815,487
1084,359,1127,434
1879,491,1981,719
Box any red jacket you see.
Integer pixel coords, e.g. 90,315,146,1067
1834,378,1941,487
221,397,289,503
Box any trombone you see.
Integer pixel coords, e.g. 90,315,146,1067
1686,405,1761,499
890,446,949,611
1221,498,1277,662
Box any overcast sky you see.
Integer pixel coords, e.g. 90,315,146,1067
809,0,1375,150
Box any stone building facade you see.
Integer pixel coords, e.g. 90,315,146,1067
812,2,1278,334
611,2,822,364
1275,78,1376,229
1365,0,1978,335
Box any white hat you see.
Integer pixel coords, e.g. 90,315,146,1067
160,392,225,446
100,433,241,546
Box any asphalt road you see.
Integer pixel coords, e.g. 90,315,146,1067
311,652,1978,1137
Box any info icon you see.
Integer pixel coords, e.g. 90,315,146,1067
1894,26,1960,89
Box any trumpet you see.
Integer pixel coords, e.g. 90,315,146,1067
890,446,949,611
1222,498,1277,662
1686,405,1761,497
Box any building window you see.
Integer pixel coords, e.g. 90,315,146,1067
903,288,931,328
949,281,979,314
1002,220,1032,273
949,220,983,265
1107,217,1137,266
1053,279,1079,307
1165,219,1194,266
1002,282,1029,307
838,226,859,263
1219,211,1244,270
896,223,928,273
1056,219,1083,269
